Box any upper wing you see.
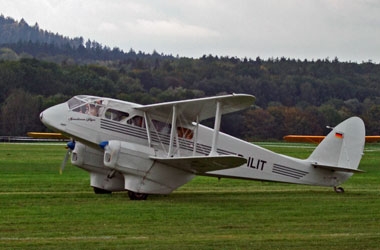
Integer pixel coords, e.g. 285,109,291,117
150,155,247,174
136,94,255,123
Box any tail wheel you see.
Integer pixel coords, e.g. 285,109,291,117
334,186,345,193
128,191,148,200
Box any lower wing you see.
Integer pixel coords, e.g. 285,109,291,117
150,155,247,174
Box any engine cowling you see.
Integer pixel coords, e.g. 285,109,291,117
103,140,194,195
71,141,125,191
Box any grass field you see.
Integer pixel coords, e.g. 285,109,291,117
1,142,380,249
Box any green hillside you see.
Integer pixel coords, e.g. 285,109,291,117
1,15,380,139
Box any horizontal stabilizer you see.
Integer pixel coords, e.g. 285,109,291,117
312,163,364,173
150,155,247,174
284,135,380,143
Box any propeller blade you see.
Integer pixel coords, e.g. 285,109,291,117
60,140,75,174
60,149,71,174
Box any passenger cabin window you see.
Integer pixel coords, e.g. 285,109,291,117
127,115,145,127
150,119,193,139
177,127,194,139
105,109,129,122
151,119,171,134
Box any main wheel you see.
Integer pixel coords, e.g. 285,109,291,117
128,191,148,200
334,186,345,193
93,187,112,194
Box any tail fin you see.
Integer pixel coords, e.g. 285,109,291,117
307,117,365,173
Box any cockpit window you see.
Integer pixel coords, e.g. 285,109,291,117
87,102,103,116
68,96,105,117
68,96,85,110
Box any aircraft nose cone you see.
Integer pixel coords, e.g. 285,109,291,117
40,103,68,132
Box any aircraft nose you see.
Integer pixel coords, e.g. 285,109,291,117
40,103,68,132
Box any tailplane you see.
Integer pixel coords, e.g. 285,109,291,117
307,117,365,173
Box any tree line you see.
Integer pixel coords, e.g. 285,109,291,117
0,15,172,64
0,15,83,50
1,56,380,140
1,15,380,140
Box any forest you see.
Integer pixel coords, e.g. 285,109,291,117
1,15,380,140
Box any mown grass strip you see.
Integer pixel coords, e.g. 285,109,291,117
1,143,380,249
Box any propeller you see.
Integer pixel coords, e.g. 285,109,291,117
60,140,75,174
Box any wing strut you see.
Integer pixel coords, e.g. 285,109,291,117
193,115,199,156
209,101,222,156
143,112,152,147
168,105,177,157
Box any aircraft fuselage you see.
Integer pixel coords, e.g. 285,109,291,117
40,95,362,197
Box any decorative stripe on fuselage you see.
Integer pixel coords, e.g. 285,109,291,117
272,164,308,179
100,119,236,156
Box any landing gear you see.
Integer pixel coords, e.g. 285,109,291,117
93,187,112,194
128,190,148,200
334,186,345,193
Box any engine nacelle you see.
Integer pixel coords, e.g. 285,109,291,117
71,142,104,172
103,140,194,195
103,140,156,175
72,141,125,191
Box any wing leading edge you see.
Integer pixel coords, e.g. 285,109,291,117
150,155,247,174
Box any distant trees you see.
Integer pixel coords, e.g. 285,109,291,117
0,56,379,139
1,15,380,139
243,106,325,141
0,15,145,63
1,89,43,135
0,15,84,49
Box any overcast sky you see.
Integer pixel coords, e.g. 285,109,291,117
1,0,379,62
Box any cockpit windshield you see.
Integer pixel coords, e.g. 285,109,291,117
67,96,106,116
67,96,85,110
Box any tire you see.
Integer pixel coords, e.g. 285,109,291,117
334,186,345,193
128,190,148,200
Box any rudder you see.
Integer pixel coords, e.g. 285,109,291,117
307,117,365,172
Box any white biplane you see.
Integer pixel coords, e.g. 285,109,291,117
40,94,365,200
